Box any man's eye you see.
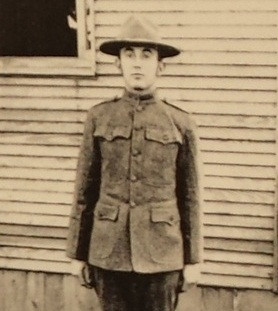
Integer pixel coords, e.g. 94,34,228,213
124,50,133,57
142,50,152,58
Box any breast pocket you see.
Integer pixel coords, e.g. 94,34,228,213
142,127,182,186
93,125,131,184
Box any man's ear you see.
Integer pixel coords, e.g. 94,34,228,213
157,60,165,76
115,57,122,73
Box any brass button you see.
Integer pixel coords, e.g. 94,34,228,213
130,201,136,208
130,175,137,182
132,149,140,156
163,134,169,141
134,125,142,131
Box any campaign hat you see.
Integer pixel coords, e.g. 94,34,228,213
99,15,180,58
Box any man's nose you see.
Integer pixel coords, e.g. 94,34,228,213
133,56,142,67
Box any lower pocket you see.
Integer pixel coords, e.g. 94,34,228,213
149,207,183,263
90,204,120,259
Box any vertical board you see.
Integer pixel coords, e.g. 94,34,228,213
0,270,278,311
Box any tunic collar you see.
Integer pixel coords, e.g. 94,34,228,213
122,89,158,105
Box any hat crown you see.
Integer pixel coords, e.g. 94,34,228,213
99,15,180,58
118,15,161,42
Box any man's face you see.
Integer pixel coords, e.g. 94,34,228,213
118,46,163,93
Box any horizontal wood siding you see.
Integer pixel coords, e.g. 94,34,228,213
0,0,277,291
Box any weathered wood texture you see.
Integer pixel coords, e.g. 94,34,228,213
0,270,278,311
0,0,277,291
0,270,101,311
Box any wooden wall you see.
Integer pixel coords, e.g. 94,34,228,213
1,270,278,311
0,0,277,293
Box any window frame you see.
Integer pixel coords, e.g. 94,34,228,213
0,0,96,77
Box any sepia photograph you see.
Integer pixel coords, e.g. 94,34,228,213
0,0,277,310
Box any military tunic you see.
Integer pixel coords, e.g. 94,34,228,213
66,91,203,273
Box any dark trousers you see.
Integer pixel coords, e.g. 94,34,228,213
91,266,183,311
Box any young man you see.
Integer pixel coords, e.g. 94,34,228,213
66,15,203,311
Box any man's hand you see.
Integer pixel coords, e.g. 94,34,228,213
70,260,94,288
183,263,201,285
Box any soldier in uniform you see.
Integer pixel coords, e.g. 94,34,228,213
66,15,203,311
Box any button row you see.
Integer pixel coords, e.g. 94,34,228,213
129,105,143,210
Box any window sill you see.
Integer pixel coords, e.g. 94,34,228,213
0,57,96,78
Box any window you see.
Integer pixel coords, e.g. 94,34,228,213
0,0,95,76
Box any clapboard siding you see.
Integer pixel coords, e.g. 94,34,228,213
96,27,277,40
100,38,277,52
1,176,275,192
97,64,278,77
0,202,70,215
0,224,67,239
95,12,277,26
1,98,276,115
2,76,277,90
94,1,277,11
2,112,277,128
0,0,277,292
1,87,276,103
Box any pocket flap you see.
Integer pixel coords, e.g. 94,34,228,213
151,208,180,225
94,204,119,221
94,126,131,141
145,128,182,145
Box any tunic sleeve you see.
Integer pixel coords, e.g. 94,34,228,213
177,115,203,264
66,108,101,261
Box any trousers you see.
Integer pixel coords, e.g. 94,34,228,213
90,265,183,311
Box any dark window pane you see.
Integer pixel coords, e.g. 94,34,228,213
0,0,77,56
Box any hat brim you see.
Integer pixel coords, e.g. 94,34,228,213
99,39,180,58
